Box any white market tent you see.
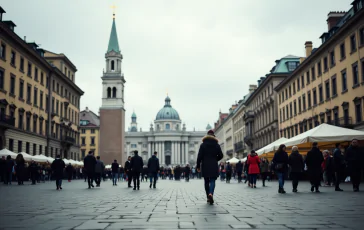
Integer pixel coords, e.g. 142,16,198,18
241,157,247,162
105,165,111,169
0,148,17,159
32,154,50,163
226,157,240,164
282,123,364,148
19,152,34,161
63,159,70,164
47,157,54,163
256,137,288,156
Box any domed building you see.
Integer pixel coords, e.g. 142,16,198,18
125,95,206,166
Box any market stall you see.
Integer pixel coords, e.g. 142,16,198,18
0,148,17,159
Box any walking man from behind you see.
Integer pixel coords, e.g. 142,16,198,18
95,156,105,187
84,151,97,189
345,139,363,192
111,160,119,186
148,151,160,189
333,143,344,191
305,142,324,193
124,156,132,188
130,150,144,190
51,155,65,190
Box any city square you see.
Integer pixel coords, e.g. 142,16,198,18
0,179,364,230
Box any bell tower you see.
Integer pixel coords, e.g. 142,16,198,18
99,9,126,164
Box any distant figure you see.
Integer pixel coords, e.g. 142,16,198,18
247,150,260,188
84,151,97,189
272,144,289,194
5,155,14,185
288,146,304,192
260,158,269,187
111,160,119,186
148,151,160,189
66,163,73,182
130,150,144,190
185,164,191,182
236,160,243,183
196,130,223,205
305,142,324,193
51,155,66,190
95,156,105,187
124,156,132,188
345,139,363,192
225,162,232,183
15,154,25,185
333,143,344,191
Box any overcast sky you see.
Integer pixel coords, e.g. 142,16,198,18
2,0,352,131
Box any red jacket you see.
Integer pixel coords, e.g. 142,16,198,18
248,155,261,175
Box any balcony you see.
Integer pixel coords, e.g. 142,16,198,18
329,117,354,128
226,149,234,156
234,141,245,152
244,134,254,147
0,115,15,128
243,111,254,122
61,136,75,146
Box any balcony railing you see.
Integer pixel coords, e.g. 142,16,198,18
62,136,75,145
244,134,254,147
0,115,15,127
329,116,354,128
234,141,245,152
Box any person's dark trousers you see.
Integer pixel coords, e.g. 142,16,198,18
290,172,300,190
261,172,267,186
351,169,361,190
185,175,189,182
237,172,242,182
31,173,36,185
87,172,94,188
133,171,140,189
55,178,62,188
68,173,72,181
127,171,132,187
335,171,342,189
204,177,216,197
326,170,333,185
95,173,101,186
150,173,158,187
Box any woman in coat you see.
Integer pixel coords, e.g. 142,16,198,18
15,154,25,185
288,146,304,192
260,158,269,187
196,130,223,205
272,144,289,194
247,150,260,188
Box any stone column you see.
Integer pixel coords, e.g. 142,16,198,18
185,142,188,165
176,142,180,165
175,142,178,165
173,142,176,165
148,142,152,157
161,141,164,165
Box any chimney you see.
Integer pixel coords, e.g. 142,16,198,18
24,36,26,42
327,11,346,31
305,41,313,57
249,84,257,93
257,80,261,86
0,7,5,21
86,107,89,111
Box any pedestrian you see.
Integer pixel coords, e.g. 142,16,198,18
66,163,73,182
141,166,148,182
272,144,289,194
247,150,260,188
260,158,269,187
95,156,105,187
29,160,38,185
0,156,6,183
185,164,191,182
111,159,119,186
219,162,225,181
236,160,243,183
84,151,97,189
148,151,160,189
130,150,144,190
305,142,324,193
322,150,334,186
333,143,344,191
5,155,14,185
196,130,224,205
288,146,304,192
124,156,132,188
225,162,232,183
244,160,250,185
15,153,25,185
345,139,363,192
51,155,66,190
119,167,125,182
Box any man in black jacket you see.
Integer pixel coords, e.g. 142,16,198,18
84,151,97,189
111,160,119,186
130,150,144,190
305,142,324,193
124,156,132,188
185,164,191,182
236,160,243,183
51,155,66,190
148,151,160,188
333,143,344,191
345,139,363,192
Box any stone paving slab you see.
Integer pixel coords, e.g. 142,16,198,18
1,179,364,230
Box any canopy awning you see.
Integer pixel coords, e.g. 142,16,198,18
226,157,240,164
19,152,34,161
257,137,288,156
0,148,17,159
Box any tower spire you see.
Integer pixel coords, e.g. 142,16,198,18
107,4,120,53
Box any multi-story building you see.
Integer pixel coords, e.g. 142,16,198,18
276,2,364,138
232,85,255,158
213,111,229,158
79,107,100,159
243,55,300,151
0,7,83,159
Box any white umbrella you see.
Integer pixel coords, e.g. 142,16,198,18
19,152,34,161
0,148,17,159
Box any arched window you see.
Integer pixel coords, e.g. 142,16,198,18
111,60,115,71
157,125,160,131
112,87,117,98
165,124,170,130
107,87,111,98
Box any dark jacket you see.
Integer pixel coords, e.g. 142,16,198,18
66,164,73,174
51,158,65,179
185,166,191,174
83,154,97,173
260,161,269,173
0,158,6,173
345,145,363,171
130,154,144,173
6,159,14,173
124,161,131,172
305,147,324,172
111,162,119,173
272,150,289,172
29,162,38,175
333,148,344,172
236,161,243,173
288,150,304,173
324,156,334,172
196,135,223,178
95,160,105,174
148,155,160,173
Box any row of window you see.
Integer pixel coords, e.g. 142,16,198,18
251,83,274,111
280,28,364,104
6,138,78,160
81,136,96,146
80,128,96,134
52,78,79,107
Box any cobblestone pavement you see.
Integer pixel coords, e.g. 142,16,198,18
0,179,364,230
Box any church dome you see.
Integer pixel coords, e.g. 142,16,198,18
156,96,180,120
